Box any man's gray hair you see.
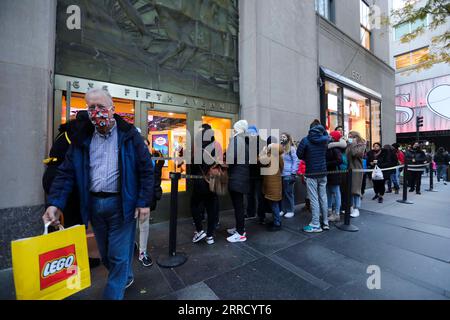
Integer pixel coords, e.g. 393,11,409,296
85,88,114,107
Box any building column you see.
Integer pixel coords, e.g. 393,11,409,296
0,0,57,269
239,0,320,140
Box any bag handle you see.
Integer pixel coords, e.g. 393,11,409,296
44,222,64,235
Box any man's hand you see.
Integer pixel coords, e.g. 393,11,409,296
42,206,62,226
135,207,150,220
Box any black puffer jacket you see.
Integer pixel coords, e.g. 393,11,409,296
227,133,250,194
434,150,450,165
377,147,399,180
326,147,343,185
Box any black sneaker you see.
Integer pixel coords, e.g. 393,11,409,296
258,218,266,225
267,222,281,232
409,188,415,192
372,195,379,200
416,191,421,195
139,251,153,267
378,197,384,203
395,188,399,194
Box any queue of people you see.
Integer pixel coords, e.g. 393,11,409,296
41,88,444,300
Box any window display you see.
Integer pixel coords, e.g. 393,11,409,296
147,111,187,193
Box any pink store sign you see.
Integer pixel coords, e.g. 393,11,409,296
396,75,450,133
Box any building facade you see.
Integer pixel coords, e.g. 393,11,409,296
0,0,394,269
390,0,450,149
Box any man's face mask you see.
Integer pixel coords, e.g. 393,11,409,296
88,105,113,128
280,136,288,145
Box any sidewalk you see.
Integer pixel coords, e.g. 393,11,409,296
1,177,449,300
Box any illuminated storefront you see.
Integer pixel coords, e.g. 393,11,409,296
320,68,382,147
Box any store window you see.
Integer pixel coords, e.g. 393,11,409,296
147,111,187,193
344,88,370,142
202,116,232,157
395,47,429,70
62,93,135,124
325,81,340,131
371,100,382,145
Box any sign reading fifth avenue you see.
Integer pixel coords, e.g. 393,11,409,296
55,75,238,114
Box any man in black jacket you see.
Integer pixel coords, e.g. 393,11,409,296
405,142,427,194
434,147,449,185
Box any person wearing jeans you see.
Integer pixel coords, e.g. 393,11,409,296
306,176,329,229
296,121,330,232
434,147,449,184
326,131,344,222
280,133,300,219
91,195,136,299
44,88,154,300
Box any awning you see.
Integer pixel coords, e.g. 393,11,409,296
320,67,382,100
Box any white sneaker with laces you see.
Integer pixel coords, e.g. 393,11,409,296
350,208,360,218
193,230,207,243
205,236,214,245
227,232,247,243
284,212,295,218
279,211,285,217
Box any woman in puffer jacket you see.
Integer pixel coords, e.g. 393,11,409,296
280,133,300,219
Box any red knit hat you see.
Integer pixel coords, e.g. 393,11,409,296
330,130,342,142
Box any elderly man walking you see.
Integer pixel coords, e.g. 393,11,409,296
43,88,154,300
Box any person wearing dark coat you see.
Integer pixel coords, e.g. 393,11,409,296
225,120,250,243
326,131,343,222
246,125,268,224
191,124,220,245
405,142,427,194
373,145,399,203
42,111,101,269
434,147,449,184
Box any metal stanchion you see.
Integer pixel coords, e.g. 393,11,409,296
426,162,438,192
397,163,413,204
157,172,188,268
337,168,359,232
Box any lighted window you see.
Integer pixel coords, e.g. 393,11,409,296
62,93,134,124
325,81,340,132
395,47,429,69
360,0,371,50
147,111,187,193
344,88,369,142
202,116,232,157
371,100,381,146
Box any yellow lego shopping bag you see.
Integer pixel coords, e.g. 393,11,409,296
11,224,91,300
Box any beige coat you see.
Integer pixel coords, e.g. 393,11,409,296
346,142,366,196
259,144,284,202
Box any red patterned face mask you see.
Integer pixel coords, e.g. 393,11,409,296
88,106,113,128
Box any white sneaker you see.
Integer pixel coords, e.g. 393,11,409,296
279,211,285,217
350,208,360,218
227,228,237,235
284,212,295,218
227,232,247,243
192,230,206,243
205,236,215,245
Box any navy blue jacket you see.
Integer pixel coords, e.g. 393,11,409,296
296,125,330,177
47,114,154,226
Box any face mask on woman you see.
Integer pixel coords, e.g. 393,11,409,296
280,137,288,145
348,138,354,144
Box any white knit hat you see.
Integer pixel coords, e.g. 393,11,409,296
233,120,248,135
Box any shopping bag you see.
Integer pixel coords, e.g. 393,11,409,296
372,165,384,181
11,223,91,300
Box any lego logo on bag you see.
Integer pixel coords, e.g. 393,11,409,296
39,245,78,290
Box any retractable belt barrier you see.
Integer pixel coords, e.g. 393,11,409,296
158,162,437,266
